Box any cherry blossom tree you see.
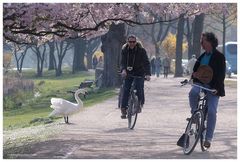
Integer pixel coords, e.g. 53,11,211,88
3,3,234,83
4,3,215,44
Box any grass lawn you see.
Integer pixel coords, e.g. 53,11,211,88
224,79,237,88
3,69,117,130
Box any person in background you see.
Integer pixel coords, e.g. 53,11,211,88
162,55,170,78
150,56,156,76
96,56,104,68
155,56,162,77
187,54,197,75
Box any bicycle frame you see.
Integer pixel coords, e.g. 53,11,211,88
194,88,208,114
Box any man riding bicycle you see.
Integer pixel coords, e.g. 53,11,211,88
120,34,151,119
189,32,226,148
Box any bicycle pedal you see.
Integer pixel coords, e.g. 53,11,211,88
186,117,197,124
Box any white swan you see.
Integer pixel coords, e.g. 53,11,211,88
49,89,86,123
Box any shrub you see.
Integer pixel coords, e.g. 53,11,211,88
3,90,33,111
3,97,15,111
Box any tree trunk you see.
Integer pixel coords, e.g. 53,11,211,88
87,53,93,69
186,18,194,59
192,13,205,58
72,38,87,73
150,17,171,57
19,53,26,73
55,40,71,77
155,44,160,56
36,54,42,77
48,41,55,70
56,58,63,76
13,44,29,73
101,23,126,87
222,13,226,56
174,14,185,77
33,44,46,77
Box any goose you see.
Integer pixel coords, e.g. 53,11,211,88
49,89,86,123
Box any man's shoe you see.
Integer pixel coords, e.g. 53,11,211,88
121,108,127,119
137,104,143,113
121,114,127,119
203,140,211,148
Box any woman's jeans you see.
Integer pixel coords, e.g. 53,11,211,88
189,83,219,142
121,77,144,110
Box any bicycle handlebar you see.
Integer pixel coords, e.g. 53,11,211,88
180,79,217,93
126,74,145,79
118,73,147,80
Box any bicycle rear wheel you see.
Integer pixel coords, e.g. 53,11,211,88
127,94,138,129
183,110,204,155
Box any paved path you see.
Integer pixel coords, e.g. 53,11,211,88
4,75,237,159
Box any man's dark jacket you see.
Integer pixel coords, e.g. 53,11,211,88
192,49,226,97
121,42,151,76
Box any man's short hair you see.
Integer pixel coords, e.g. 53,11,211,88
202,32,218,48
127,34,137,40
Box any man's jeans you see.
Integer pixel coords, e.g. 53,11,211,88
189,83,219,141
121,77,144,109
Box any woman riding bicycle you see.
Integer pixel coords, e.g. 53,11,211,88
189,32,226,148
120,34,151,119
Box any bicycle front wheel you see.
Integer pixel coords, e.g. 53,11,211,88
183,110,204,155
127,94,138,129
200,107,208,152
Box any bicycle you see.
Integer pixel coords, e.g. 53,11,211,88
118,75,144,129
177,79,217,155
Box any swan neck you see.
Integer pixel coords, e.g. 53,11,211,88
75,92,83,106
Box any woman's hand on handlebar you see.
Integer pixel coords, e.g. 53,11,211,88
192,72,199,79
212,89,218,95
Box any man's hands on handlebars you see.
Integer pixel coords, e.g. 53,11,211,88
145,75,150,81
121,69,127,78
121,69,150,81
